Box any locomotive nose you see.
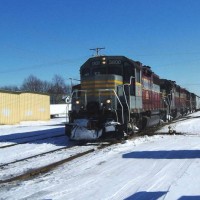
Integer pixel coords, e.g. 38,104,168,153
86,101,100,114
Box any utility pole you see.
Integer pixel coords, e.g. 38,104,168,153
69,78,73,93
90,47,105,56
69,78,80,93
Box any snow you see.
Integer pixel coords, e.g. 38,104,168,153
50,104,71,117
0,113,200,200
157,112,200,135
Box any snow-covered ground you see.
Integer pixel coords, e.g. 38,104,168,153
0,113,200,200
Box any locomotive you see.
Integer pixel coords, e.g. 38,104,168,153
65,55,200,140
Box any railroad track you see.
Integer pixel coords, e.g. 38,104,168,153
0,116,191,185
0,141,114,185
0,143,75,168
0,149,95,185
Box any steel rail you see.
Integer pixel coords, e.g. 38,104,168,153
0,142,114,184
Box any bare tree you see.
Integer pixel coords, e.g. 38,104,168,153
1,74,72,104
41,80,52,93
21,75,43,92
50,74,68,104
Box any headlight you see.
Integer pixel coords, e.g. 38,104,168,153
106,99,111,104
102,57,106,64
75,100,80,104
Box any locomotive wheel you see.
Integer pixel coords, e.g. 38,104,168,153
116,124,125,140
126,122,134,135
126,117,140,135
137,117,147,130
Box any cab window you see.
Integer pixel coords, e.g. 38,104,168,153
136,69,141,83
123,62,135,95
92,67,106,75
123,62,135,83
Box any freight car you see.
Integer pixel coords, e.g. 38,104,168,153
195,95,200,111
65,55,199,140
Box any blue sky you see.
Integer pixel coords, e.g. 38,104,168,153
0,0,200,95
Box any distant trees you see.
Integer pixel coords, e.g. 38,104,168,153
0,85,20,91
21,75,44,92
48,75,70,104
0,74,72,104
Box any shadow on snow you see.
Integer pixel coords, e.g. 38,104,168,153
124,191,167,200
0,125,71,147
178,196,200,200
123,150,200,159
124,191,200,200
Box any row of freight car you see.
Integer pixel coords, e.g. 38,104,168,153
160,79,200,119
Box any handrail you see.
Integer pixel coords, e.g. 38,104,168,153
71,89,87,107
122,76,135,122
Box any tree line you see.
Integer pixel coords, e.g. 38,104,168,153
0,74,72,104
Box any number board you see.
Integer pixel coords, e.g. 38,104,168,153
91,61,101,66
91,59,122,66
108,60,122,65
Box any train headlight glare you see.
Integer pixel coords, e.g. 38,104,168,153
76,100,80,104
106,99,111,104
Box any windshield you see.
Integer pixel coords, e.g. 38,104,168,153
108,66,122,75
91,66,122,76
92,67,107,75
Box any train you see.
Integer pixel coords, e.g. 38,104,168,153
65,55,200,140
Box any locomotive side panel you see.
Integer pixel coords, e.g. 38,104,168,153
152,74,161,111
196,95,200,110
142,66,162,112
142,66,152,111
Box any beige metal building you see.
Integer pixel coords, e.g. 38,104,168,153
0,90,20,124
0,90,50,125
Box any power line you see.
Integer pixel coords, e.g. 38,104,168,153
0,57,88,74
